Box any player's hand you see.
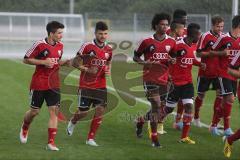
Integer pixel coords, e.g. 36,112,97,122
105,65,111,76
44,58,55,68
169,57,176,64
80,66,98,74
200,63,206,70
224,49,231,56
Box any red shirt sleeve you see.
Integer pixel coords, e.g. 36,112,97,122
24,42,41,58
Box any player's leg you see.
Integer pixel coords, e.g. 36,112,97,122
174,100,184,127
219,78,235,136
45,88,61,151
67,89,90,136
237,80,240,102
223,129,240,158
86,88,107,146
193,77,210,127
20,90,43,144
210,88,223,135
179,83,195,144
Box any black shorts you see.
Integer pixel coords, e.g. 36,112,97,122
143,81,169,101
29,89,60,109
197,77,219,93
78,88,107,111
166,83,194,107
218,77,237,96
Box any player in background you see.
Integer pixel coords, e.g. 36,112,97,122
210,15,240,137
192,16,224,135
19,21,70,151
223,40,240,157
66,21,112,147
134,13,176,147
167,9,187,37
160,23,205,144
167,9,188,130
168,22,185,40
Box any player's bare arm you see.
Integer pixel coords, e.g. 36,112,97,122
71,55,97,74
23,58,55,68
59,59,71,66
228,67,240,78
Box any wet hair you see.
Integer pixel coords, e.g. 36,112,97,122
95,21,108,32
46,21,64,36
211,15,224,25
151,13,171,30
232,15,240,29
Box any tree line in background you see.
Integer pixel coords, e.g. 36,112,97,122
0,0,232,15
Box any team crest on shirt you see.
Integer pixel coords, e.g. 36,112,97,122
149,45,155,52
43,50,49,56
165,45,171,52
58,50,62,56
226,42,232,48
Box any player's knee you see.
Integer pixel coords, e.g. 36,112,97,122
226,95,235,104
184,103,193,113
78,106,90,112
165,107,174,114
30,109,40,116
197,93,205,99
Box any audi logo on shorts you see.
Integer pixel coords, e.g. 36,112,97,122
91,59,107,66
152,53,168,60
181,58,193,64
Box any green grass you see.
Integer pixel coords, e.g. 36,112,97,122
1,58,240,160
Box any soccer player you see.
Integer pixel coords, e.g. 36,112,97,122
133,13,176,147
19,21,69,151
166,9,187,37
168,22,185,40
66,21,112,147
193,16,224,135
167,9,188,130
160,23,205,144
210,15,240,137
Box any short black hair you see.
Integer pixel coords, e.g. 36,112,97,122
170,21,184,31
151,13,171,30
211,15,224,25
187,23,200,36
95,21,108,32
173,9,187,19
232,15,240,29
46,21,64,36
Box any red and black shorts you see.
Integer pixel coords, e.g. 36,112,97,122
29,88,60,109
197,77,219,94
218,77,237,96
143,81,169,101
78,88,107,111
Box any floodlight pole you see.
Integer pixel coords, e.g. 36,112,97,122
70,0,74,14
232,0,239,16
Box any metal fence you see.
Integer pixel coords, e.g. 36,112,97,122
0,12,233,58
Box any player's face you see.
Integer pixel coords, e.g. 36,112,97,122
95,30,108,43
192,29,201,43
212,22,224,35
155,20,169,34
51,28,64,43
176,24,185,37
176,16,187,26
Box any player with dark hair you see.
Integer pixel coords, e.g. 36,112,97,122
19,21,69,151
210,15,240,138
134,13,176,147
223,31,240,157
160,23,205,144
192,16,224,135
66,21,112,147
